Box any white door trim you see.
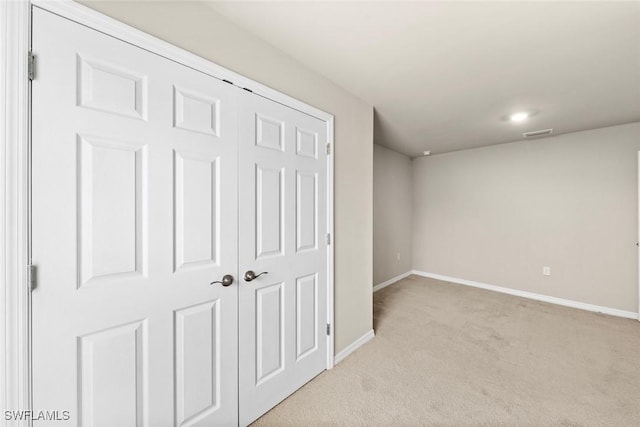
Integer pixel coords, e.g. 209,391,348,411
2,0,335,422
326,119,335,368
637,151,640,321
1,0,32,424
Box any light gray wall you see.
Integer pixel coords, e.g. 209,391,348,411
81,1,374,353
373,144,413,285
413,122,640,313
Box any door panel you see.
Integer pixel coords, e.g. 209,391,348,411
31,8,238,426
255,165,285,258
174,300,221,426
174,151,220,270
255,282,286,384
296,170,318,252
77,54,148,120
238,91,328,426
78,319,148,427
78,134,148,286
296,273,318,360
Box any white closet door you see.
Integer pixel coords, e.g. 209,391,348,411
238,90,328,426
31,8,238,426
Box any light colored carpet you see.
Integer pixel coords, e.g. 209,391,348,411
252,275,640,427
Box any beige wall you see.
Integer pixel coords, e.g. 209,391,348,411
81,1,374,353
373,144,412,285
413,122,640,313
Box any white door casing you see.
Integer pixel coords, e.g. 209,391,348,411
0,0,32,423
32,8,239,426
238,91,328,426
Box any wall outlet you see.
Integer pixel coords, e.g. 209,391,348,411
397,252,401,261
542,266,551,276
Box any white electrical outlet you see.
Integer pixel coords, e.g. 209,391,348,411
543,266,551,276
397,252,401,261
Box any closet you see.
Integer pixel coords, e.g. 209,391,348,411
31,6,329,426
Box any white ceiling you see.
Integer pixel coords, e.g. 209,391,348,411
207,1,640,157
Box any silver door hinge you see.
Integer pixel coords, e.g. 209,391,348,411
28,51,35,81
326,143,331,155
326,324,331,336
27,264,37,291
326,233,331,245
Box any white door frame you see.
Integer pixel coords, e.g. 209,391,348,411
1,1,335,422
1,0,32,425
637,152,640,321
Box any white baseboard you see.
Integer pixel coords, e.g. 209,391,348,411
373,271,413,293
412,270,639,320
334,329,375,365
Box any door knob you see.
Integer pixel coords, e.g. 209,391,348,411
210,274,234,287
244,270,268,282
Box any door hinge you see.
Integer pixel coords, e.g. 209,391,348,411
326,233,331,245
326,143,331,155
28,51,35,81
27,264,37,291
326,324,331,336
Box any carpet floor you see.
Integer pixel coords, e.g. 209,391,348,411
252,275,640,426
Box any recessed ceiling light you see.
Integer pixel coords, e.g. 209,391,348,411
423,151,431,156
509,112,529,122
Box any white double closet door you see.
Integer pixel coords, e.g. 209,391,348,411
31,8,327,427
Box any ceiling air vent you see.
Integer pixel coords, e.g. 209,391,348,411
523,128,553,138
